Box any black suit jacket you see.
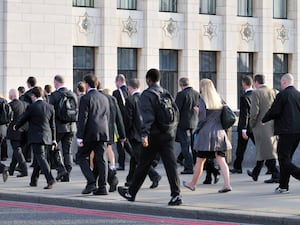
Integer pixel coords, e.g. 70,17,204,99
77,89,110,142
102,92,125,143
125,92,142,142
262,86,300,135
112,85,129,118
23,89,33,104
0,98,8,138
175,87,200,130
15,99,56,145
237,90,253,133
7,99,28,141
49,87,76,133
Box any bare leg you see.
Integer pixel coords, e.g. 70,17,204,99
186,157,206,187
215,153,231,189
106,144,115,169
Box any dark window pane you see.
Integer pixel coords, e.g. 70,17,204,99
160,0,177,12
159,50,178,96
273,0,287,19
117,0,137,10
238,0,252,17
199,51,217,88
73,0,94,7
273,53,288,90
117,48,138,82
199,0,216,15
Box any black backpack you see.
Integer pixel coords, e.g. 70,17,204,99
57,90,78,123
0,100,13,125
148,89,179,132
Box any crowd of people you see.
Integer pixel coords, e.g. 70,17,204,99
0,69,300,206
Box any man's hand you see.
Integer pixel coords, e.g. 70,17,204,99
52,140,58,149
77,138,84,147
13,125,17,131
242,130,248,140
142,137,148,148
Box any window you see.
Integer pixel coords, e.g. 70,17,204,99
237,52,253,106
159,50,178,96
273,0,287,19
160,0,177,12
273,53,288,90
117,0,136,10
199,51,217,88
73,47,95,92
238,0,252,17
199,0,216,15
118,48,138,81
72,0,94,7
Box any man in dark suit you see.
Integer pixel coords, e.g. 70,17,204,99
76,74,110,195
0,97,9,182
175,77,200,174
7,89,28,177
124,79,161,189
112,74,131,170
262,73,300,194
118,68,182,206
23,76,37,104
230,76,255,174
14,86,56,189
49,75,77,182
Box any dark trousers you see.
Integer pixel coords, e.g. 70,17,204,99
126,139,160,184
116,140,132,169
277,134,300,190
31,144,54,185
176,128,194,171
233,131,255,170
252,158,279,179
77,141,106,188
1,138,8,160
128,134,180,198
0,137,6,173
56,132,73,173
9,140,27,174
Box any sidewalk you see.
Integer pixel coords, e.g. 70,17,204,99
0,162,300,225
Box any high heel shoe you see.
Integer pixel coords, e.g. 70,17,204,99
183,181,195,191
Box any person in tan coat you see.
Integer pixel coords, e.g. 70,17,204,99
248,74,279,183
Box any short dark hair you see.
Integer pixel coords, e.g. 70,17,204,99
44,84,52,94
241,76,253,87
54,75,64,84
84,74,98,88
31,86,43,98
18,86,25,94
146,68,160,83
77,81,85,93
128,79,140,89
179,77,189,87
254,74,265,85
27,76,37,87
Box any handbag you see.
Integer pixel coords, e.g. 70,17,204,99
49,148,64,170
221,105,236,129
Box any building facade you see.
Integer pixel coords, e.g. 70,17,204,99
0,0,299,109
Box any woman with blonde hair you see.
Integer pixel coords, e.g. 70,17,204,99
183,79,232,193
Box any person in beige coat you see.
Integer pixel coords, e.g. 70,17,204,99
248,74,279,183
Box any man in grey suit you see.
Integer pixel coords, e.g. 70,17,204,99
76,74,110,195
14,86,56,189
248,74,279,183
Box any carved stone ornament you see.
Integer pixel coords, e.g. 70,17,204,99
163,18,178,39
122,16,137,37
240,23,254,42
77,12,94,34
203,21,217,40
276,25,289,44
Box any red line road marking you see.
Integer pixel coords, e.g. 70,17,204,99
0,200,240,225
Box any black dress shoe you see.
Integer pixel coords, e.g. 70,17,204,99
264,178,279,183
150,175,161,189
124,182,131,187
116,167,125,171
247,170,258,181
180,170,193,175
118,186,135,201
56,170,68,181
93,187,108,195
29,182,37,187
17,173,28,178
230,168,242,174
81,185,97,194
